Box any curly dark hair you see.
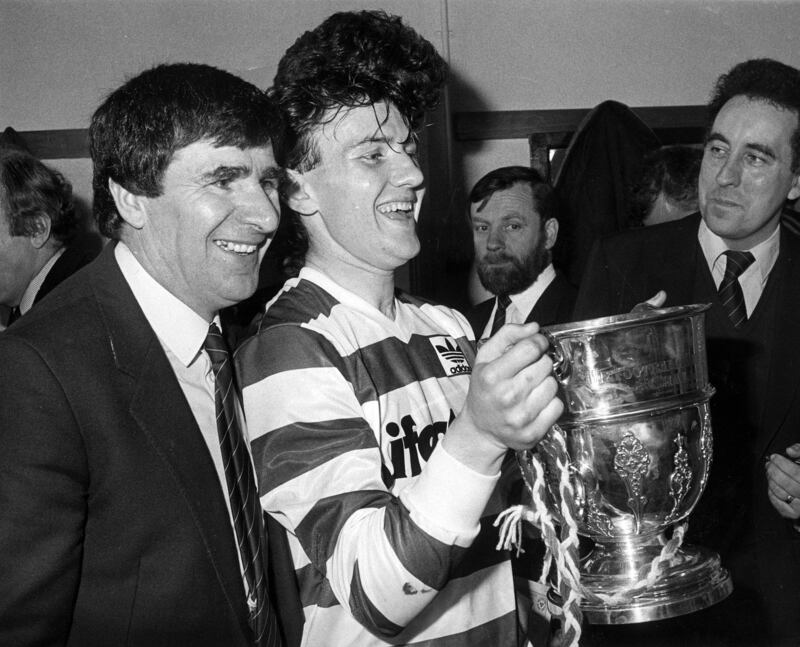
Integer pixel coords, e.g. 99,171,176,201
708,58,800,171
267,10,448,272
0,150,77,244
270,9,448,172
89,62,279,240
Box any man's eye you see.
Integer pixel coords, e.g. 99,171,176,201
707,145,727,159
745,153,767,167
474,224,488,233
260,177,279,191
362,151,384,162
506,223,521,231
213,176,235,189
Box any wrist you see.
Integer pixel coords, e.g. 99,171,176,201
442,414,507,475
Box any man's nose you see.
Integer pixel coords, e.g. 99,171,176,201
486,227,504,250
241,185,280,234
390,151,424,188
716,155,742,187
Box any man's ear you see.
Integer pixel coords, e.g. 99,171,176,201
108,178,148,229
788,172,800,202
283,169,319,216
543,217,559,250
29,213,52,249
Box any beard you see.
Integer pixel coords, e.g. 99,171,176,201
477,238,550,296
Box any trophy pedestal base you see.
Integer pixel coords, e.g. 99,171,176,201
579,538,733,625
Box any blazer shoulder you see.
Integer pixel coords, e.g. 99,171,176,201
527,273,577,326
596,212,700,255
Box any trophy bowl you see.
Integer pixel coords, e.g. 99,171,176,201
518,304,732,624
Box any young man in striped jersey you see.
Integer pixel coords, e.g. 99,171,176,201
237,10,563,646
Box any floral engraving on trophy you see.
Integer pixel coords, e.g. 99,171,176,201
699,413,713,492
614,432,650,533
585,490,616,536
665,433,692,523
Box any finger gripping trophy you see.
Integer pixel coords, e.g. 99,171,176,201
507,304,732,645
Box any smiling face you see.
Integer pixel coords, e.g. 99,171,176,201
121,140,281,319
471,182,556,295
699,95,800,250
289,101,425,276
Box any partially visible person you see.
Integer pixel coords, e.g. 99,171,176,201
0,63,284,646
0,150,97,326
766,442,800,536
574,58,800,647
781,200,800,236
467,165,576,339
237,10,563,647
629,145,703,227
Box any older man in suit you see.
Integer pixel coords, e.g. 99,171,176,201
0,63,283,646
574,58,800,647
467,166,576,339
0,151,98,327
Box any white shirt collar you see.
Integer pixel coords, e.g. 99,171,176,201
697,218,780,286
115,242,215,367
507,263,556,322
19,246,66,314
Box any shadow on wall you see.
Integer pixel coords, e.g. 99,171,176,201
412,67,488,313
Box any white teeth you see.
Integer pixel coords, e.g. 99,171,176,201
377,201,414,215
215,240,258,255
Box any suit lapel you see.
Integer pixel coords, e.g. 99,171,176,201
526,272,576,326
90,245,250,634
527,280,559,325
466,298,495,339
648,214,701,308
758,227,800,456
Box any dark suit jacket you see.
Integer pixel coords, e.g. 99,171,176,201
0,244,257,646
573,213,800,645
34,239,101,305
466,270,576,338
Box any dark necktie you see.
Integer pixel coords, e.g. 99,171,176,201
204,323,279,646
490,294,511,336
718,250,755,328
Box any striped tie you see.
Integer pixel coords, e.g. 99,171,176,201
205,324,279,646
718,250,755,328
490,294,512,336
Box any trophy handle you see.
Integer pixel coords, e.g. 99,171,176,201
544,330,571,384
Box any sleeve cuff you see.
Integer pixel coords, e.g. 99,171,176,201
399,441,500,547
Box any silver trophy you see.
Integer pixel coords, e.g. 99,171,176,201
517,304,732,624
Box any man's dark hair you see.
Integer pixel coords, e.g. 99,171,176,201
89,62,279,240
0,150,77,244
629,145,702,226
268,10,448,273
469,165,560,226
708,58,800,171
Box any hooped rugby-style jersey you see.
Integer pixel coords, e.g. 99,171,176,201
237,267,520,647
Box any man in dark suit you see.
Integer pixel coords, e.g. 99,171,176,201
467,166,576,339
0,150,98,327
0,63,284,646
574,58,800,647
